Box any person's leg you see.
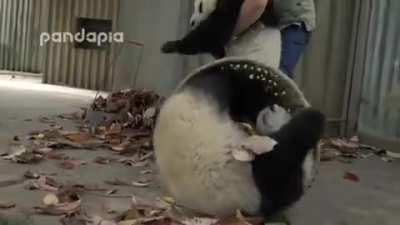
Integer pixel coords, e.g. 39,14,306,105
280,23,311,77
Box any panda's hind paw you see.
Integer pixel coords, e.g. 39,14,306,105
161,41,180,53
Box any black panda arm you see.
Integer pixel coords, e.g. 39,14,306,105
252,109,325,216
161,0,244,58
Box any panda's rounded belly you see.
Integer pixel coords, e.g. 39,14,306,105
154,88,262,216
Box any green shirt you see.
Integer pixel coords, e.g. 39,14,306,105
274,0,316,31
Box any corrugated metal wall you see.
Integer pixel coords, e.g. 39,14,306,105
0,0,47,73
358,0,400,140
294,0,359,135
43,0,119,90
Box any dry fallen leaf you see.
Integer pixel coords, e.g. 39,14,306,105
386,150,400,159
343,172,360,182
34,147,54,154
2,144,27,160
65,132,93,143
241,135,277,155
24,170,40,179
25,176,59,192
231,149,255,162
58,159,87,170
35,199,81,216
320,148,341,161
131,196,169,209
131,180,151,188
43,193,60,206
47,152,70,160
107,123,123,135
0,202,16,209
60,214,88,225
104,178,130,186
118,216,170,225
181,217,218,225
330,138,359,153
91,215,118,225
94,156,115,165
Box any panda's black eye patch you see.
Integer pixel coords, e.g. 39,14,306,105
199,2,203,13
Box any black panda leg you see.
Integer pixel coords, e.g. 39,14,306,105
161,0,244,56
211,48,226,59
252,109,325,216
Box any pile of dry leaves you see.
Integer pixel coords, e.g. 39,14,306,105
1,170,266,225
1,89,164,166
320,136,400,163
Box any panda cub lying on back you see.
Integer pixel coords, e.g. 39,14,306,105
154,85,325,217
162,0,276,58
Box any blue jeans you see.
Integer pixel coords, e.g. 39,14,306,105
279,23,310,77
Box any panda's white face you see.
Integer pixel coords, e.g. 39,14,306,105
190,0,218,29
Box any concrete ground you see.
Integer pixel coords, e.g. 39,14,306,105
0,78,399,225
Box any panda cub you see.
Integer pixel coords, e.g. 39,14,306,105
162,0,276,58
154,83,325,217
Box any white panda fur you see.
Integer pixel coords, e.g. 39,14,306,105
154,82,325,216
154,87,262,216
190,0,218,29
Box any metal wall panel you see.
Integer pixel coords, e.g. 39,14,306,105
43,0,119,90
0,0,47,73
293,0,359,135
358,0,400,141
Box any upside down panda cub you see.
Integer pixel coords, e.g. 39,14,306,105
154,61,325,217
162,0,277,58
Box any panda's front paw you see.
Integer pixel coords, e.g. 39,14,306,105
161,41,180,53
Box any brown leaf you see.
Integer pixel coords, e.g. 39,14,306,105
0,202,16,209
107,123,123,135
118,216,169,225
320,148,341,161
118,158,148,167
24,170,40,179
180,218,219,225
34,147,54,154
240,135,277,155
60,214,88,225
47,152,70,160
214,216,264,225
39,116,54,124
343,172,360,182
94,156,115,165
91,215,118,225
106,189,118,195
65,132,93,143
131,180,151,188
131,196,169,209
231,149,255,162
58,159,87,170
330,139,359,153
140,170,152,175
104,178,130,186
26,176,59,192
35,199,81,216
3,145,43,164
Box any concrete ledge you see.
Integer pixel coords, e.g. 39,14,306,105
359,131,400,153
0,76,109,99
0,70,42,77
